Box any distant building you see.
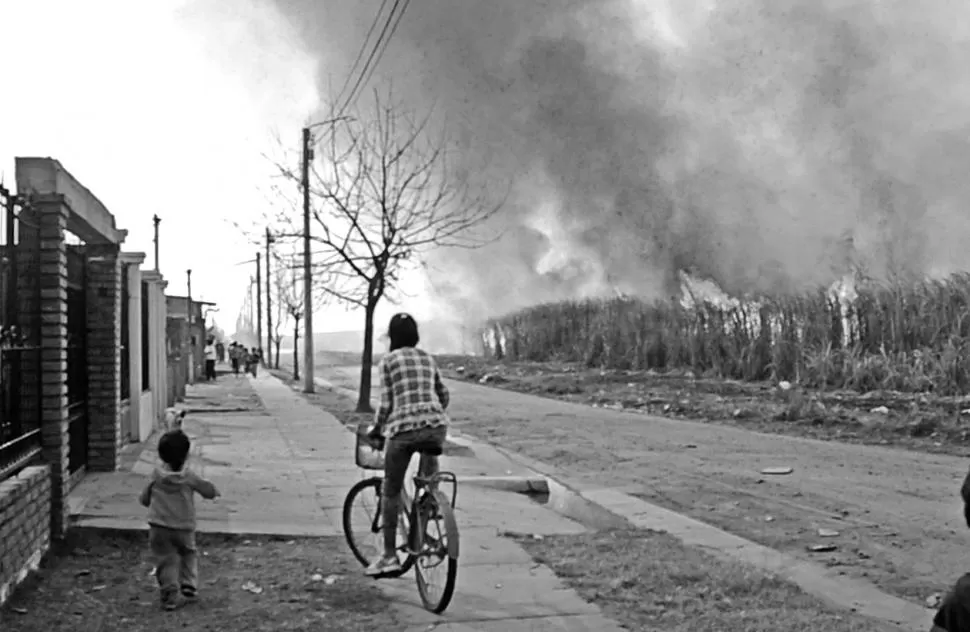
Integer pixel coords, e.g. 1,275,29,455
165,295,217,383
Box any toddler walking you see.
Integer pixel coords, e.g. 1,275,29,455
139,429,220,610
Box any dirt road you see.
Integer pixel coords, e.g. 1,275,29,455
322,361,968,605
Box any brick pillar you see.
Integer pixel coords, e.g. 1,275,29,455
85,243,121,472
23,196,71,538
120,255,145,440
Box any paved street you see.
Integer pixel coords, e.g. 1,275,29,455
69,371,627,631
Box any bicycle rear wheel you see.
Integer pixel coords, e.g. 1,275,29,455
413,489,459,613
342,477,414,578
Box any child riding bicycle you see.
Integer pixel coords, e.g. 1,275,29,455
364,312,450,577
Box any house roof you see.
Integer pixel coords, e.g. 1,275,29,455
165,295,217,306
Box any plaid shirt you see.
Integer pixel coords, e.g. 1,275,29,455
375,347,450,438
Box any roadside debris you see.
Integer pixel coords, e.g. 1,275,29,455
807,544,837,553
241,580,263,594
818,528,840,538
927,593,943,608
869,406,890,415
760,466,794,475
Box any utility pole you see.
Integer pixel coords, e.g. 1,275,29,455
186,269,192,328
186,269,193,382
302,126,315,393
265,227,275,368
256,252,262,358
152,215,161,272
249,277,255,332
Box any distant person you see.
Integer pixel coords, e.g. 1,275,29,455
363,312,450,577
229,343,241,375
203,339,217,381
247,347,260,377
215,341,225,363
139,429,220,610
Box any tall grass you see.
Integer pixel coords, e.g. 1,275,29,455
484,273,970,394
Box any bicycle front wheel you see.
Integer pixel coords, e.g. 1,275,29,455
413,490,459,613
342,477,413,578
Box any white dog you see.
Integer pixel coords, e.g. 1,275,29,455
163,407,187,432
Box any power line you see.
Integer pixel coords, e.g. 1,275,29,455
364,0,412,92
336,0,411,118
336,0,401,117
331,0,392,112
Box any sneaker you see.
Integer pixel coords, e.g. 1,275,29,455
364,555,402,577
161,595,183,611
181,587,198,602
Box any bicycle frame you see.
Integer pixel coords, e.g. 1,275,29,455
369,470,459,556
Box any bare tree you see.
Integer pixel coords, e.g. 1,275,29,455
272,89,502,412
273,250,305,381
270,272,286,370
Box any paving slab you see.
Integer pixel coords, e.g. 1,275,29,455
402,615,628,632
381,563,603,621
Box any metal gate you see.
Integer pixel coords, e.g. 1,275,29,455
66,245,88,474
0,187,43,481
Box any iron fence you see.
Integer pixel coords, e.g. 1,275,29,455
0,185,43,481
120,263,130,400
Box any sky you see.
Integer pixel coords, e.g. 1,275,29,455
0,0,383,334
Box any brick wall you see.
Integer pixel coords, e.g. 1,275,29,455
0,465,52,606
86,244,122,472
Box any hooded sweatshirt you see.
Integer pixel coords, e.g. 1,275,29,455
139,466,218,530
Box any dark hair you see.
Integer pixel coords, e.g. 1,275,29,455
388,313,419,351
158,430,191,471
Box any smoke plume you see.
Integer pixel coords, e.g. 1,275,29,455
259,0,970,320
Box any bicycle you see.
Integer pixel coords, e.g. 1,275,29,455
342,424,460,614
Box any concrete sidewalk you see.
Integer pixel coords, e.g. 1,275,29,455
69,373,628,631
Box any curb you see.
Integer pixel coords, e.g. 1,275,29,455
70,516,342,538
69,520,341,538
313,377,357,401
459,475,549,494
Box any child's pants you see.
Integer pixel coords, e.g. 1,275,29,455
150,525,198,600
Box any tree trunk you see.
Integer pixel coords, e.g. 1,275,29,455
274,339,282,369
293,318,301,381
356,299,377,413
